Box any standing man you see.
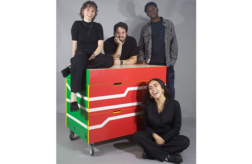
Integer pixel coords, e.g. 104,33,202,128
104,22,138,65
138,2,178,99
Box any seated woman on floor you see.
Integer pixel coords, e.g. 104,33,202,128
133,78,190,163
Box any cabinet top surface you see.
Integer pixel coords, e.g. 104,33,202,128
88,65,165,70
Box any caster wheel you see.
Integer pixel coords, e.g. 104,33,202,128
89,143,94,156
69,130,74,141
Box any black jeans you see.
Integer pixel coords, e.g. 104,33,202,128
166,65,175,99
70,51,114,92
133,131,190,162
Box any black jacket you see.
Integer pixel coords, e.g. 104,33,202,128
143,98,181,142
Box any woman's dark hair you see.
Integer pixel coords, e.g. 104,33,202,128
142,78,172,109
79,1,98,21
113,22,128,34
144,2,157,13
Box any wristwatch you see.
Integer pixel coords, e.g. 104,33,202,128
120,60,123,65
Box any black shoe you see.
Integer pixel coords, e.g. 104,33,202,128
70,102,79,112
142,152,155,160
61,65,71,78
167,153,183,163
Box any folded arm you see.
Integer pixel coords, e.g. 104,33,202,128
121,55,137,65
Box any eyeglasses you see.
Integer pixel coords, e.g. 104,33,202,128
146,7,157,14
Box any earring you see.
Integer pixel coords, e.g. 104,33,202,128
150,95,153,99
162,90,164,94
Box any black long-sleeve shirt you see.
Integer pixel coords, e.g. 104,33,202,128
143,98,181,142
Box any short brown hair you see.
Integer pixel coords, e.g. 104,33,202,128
113,22,128,34
79,1,98,21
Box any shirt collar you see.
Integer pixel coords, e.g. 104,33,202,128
148,17,164,25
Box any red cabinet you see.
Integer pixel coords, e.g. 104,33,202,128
66,65,166,145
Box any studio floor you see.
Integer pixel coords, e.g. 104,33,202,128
57,112,196,164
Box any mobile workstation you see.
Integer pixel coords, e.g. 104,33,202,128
65,65,166,156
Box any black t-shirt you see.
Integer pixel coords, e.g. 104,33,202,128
150,18,166,65
104,36,138,60
71,20,103,56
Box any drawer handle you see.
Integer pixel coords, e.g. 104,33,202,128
114,82,122,85
113,110,122,114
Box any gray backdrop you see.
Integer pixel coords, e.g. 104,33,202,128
56,0,196,118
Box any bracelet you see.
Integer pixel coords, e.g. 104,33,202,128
120,60,123,65
92,53,95,57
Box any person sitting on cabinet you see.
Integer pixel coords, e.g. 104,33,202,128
69,1,114,112
104,22,138,65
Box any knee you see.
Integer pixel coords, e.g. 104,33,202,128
133,131,145,143
181,135,190,149
103,54,114,67
133,131,141,140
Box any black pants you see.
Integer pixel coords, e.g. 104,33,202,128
133,131,190,162
70,51,114,92
166,66,175,99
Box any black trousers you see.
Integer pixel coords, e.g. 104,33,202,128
166,66,175,99
70,51,114,92
133,131,190,162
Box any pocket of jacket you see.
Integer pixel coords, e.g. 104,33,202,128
143,32,150,42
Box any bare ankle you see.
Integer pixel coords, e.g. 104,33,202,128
71,92,77,102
